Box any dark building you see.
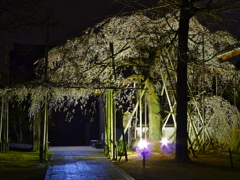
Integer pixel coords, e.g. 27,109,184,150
0,52,9,87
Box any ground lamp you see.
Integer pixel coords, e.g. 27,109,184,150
160,138,172,153
137,139,148,168
160,137,169,146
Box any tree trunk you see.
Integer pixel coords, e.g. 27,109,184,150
0,97,9,152
175,0,192,162
40,104,48,162
145,77,162,152
5,100,9,152
32,112,41,151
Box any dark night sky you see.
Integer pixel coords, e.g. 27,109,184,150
1,0,240,54
0,0,124,52
45,0,123,46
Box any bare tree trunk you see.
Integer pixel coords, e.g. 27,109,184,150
175,0,192,162
145,77,162,151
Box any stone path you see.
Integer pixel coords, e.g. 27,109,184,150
44,146,134,180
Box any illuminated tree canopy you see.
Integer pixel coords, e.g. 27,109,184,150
33,12,238,105
1,12,240,148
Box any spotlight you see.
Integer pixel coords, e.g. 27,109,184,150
138,139,148,150
160,138,169,147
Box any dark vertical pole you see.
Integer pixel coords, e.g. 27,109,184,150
228,148,234,168
110,42,116,80
142,149,146,168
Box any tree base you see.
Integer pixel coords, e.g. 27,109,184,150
174,155,192,164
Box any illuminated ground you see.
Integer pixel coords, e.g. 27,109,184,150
115,150,240,180
45,146,133,179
